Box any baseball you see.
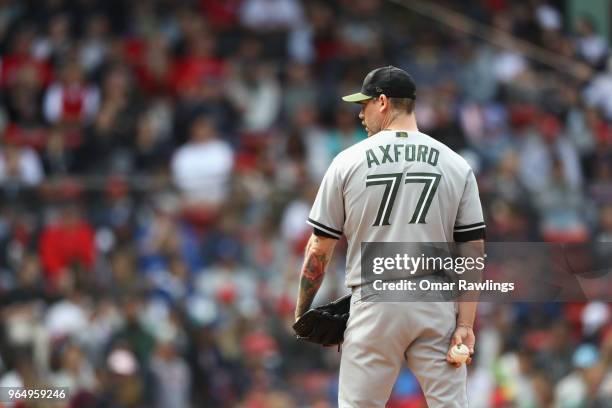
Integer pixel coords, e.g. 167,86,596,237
450,344,470,364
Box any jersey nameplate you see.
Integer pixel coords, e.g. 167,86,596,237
365,144,439,168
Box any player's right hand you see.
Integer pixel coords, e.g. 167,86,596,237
446,325,475,368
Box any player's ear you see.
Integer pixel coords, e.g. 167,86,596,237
378,94,389,113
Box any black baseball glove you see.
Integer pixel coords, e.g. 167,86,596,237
292,294,351,346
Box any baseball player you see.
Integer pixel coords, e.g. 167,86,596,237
294,66,485,407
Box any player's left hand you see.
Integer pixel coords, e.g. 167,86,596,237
446,325,475,368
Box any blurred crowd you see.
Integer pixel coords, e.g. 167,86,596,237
0,0,611,407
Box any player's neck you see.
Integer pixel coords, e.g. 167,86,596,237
381,113,418,132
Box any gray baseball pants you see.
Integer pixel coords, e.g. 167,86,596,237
338,292,468,407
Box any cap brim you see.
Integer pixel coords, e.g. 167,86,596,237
341,92,371,103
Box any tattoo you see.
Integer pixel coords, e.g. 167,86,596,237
305,236,319,254
295,252,327,317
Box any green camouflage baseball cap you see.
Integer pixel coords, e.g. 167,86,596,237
342,65,416,103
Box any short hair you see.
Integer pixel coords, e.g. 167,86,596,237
388,97,415,114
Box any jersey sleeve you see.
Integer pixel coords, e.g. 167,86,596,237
454,169,486,242
307,159,344,239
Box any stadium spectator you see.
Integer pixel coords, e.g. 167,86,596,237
41,127,76,175
32,13,72,64
150,340,191,408
240,0,305,33
0,139,44,185
0,26,52,89
171,113,234,207
574,16,608,68
43,60,100,126
38,203,96,290
227,60,281,133
320,104,367,165
79,14,111,74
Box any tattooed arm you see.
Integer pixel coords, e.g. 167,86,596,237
294,233,338,321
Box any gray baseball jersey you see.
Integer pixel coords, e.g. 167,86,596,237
307,129,485,287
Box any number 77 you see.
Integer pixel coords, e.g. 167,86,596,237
366,172,441,226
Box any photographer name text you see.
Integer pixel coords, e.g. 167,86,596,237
372,279,515,293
